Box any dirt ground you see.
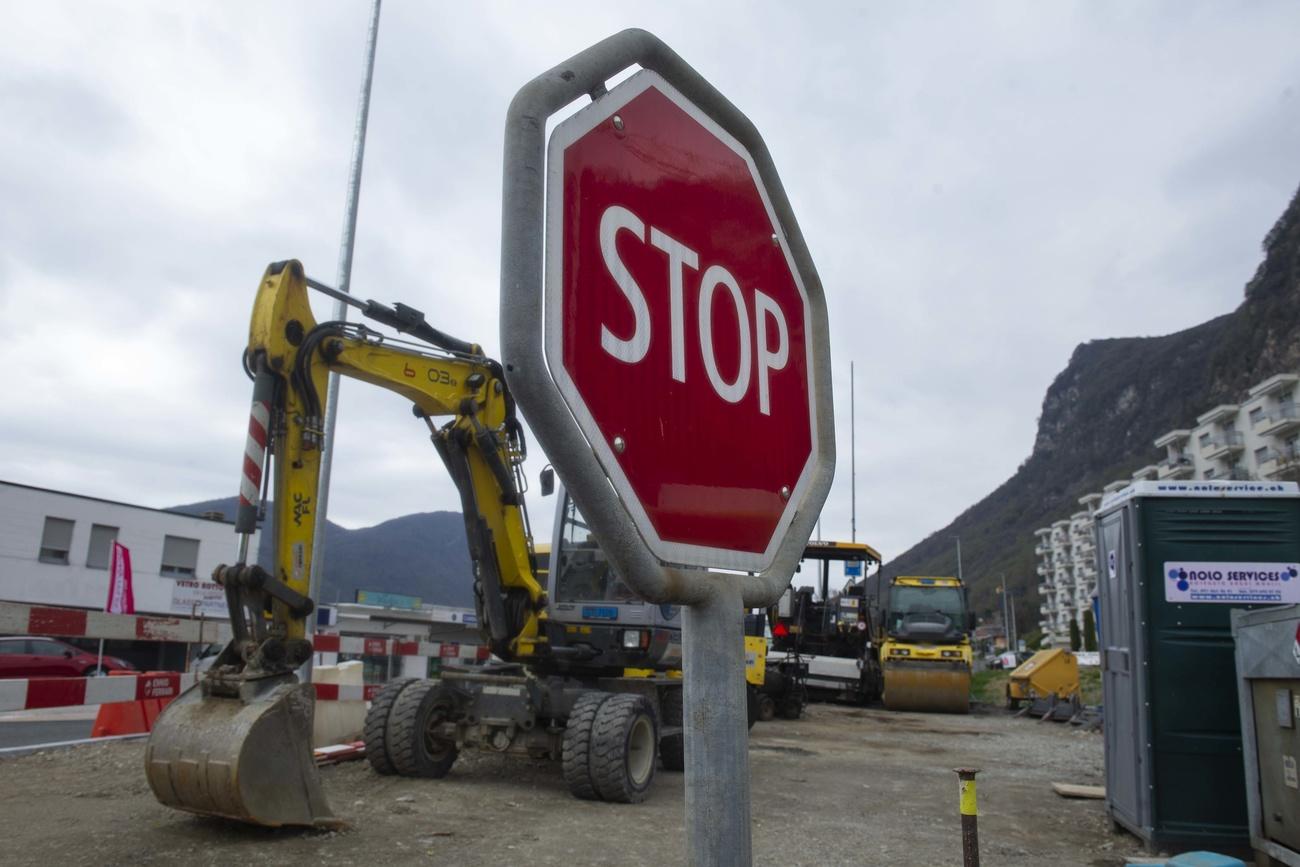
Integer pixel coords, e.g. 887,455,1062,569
0,703,1155,866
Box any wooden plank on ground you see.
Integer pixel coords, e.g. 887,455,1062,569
1051,782,1105,799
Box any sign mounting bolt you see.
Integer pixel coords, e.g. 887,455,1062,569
612,115,624,131
613,436,627,454
780,485,791,500
771,233,779,246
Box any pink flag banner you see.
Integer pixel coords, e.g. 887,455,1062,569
106,541,135,615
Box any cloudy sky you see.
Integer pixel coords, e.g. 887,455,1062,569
3,2,1299,568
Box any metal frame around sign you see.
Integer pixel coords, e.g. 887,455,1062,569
543,69,821,574
500,27,835,609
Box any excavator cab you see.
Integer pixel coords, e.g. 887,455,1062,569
545,487,683,673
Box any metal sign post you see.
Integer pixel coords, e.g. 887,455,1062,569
501,30,835,866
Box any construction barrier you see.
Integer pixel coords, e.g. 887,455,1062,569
91,671,177,737
0,602,489,715
0,601,230,644
0,672,195,714
312,633,491,663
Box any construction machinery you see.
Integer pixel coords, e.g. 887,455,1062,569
879,576,974,714
1006,647,1081,719
767,540,884,707
145,261,686,827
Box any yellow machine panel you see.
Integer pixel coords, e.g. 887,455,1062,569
1007,648,1080,707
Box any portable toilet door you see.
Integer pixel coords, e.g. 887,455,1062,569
1096,505,1145,836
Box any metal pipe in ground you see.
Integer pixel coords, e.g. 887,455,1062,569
955,768,980,867
683,581,751,866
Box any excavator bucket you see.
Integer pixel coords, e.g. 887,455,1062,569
145,677,337,828
882,662,971,714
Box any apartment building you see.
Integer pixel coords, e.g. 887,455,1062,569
1034,372,1300,646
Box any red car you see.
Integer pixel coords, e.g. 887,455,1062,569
0,636,136,678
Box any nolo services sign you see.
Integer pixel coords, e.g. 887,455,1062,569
1164,560,1300,604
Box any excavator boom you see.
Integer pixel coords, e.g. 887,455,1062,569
146,260,546,826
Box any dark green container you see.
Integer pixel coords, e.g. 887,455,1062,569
1095,481,1300,851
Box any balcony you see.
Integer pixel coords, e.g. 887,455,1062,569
1201,430,1245,461
1034,542,1051,556
1227,466,1254,480
1131,464,1160,482
1256,404,1300,437
1196,404,1240,427
1154,429,1191,450
1259,445,1300,479
1158,453,1195,480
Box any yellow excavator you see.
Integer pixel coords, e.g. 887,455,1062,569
878,576,974,714
145,261,686,826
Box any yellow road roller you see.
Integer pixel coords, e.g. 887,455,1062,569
879,576,973,714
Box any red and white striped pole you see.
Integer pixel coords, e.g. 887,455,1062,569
235,362,274,564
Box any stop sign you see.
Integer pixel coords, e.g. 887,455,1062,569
544,71,821,572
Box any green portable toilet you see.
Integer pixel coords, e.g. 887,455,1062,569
1095,480,1300,851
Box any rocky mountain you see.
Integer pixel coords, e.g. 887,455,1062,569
880,183,1300,632
170,496,475,608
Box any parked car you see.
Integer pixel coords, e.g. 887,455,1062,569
0,636,136,678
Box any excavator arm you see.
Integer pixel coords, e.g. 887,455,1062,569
146,259,546,827
233,258,546,663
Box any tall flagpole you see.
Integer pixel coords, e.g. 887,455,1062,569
850,361,856,543
307,0,383,657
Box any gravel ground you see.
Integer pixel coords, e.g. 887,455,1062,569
0,702,1154,866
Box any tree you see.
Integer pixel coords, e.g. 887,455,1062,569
1069,617,1082,651
1023,629,1044,651
1082,608,1098,652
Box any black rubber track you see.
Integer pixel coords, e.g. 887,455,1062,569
590,693,657,804
363,678,415,775
658,686,684,771
387,679,459,778
562,692,610,800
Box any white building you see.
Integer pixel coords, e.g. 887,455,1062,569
0,480,249,618
1034,372,1300,646
0,480,479,676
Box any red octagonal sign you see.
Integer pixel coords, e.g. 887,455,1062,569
545,71,821,572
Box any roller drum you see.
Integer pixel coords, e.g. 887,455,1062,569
882,660,971,714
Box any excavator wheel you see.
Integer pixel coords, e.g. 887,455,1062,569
590,694,658,804
658,687,684,772
363,678,415,775
757,694,777,723
563,692,610,799
386,680,460,778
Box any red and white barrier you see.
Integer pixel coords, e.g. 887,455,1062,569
0,602,230,644
313,682,381,702
0,673,196,713
0,673,397,713
0,603,488,713
312,633,489,663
